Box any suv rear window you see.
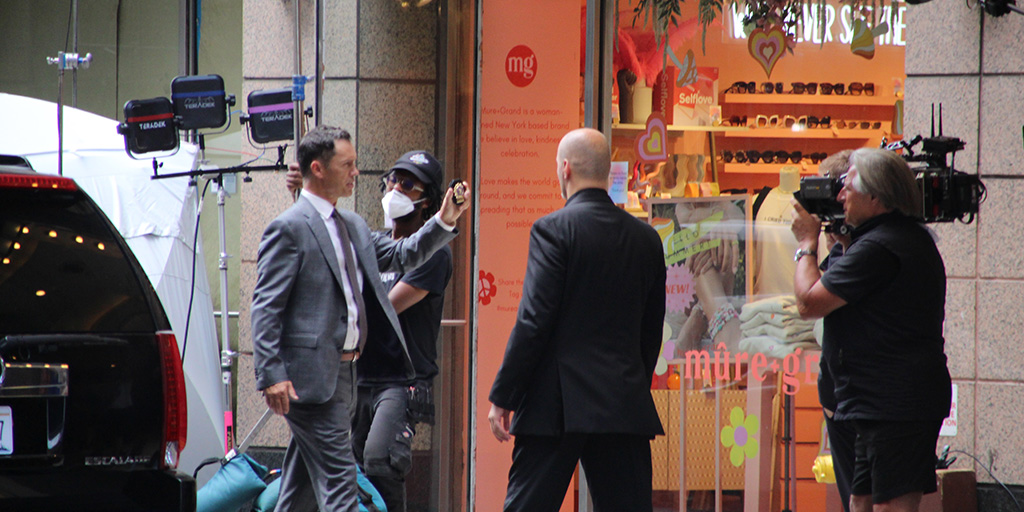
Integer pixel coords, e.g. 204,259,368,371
0,187,157,333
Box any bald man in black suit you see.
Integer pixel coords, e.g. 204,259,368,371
488,128,667,512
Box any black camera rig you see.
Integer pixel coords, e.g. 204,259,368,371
793,106,985,233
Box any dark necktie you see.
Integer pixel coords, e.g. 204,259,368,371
332,210,367,353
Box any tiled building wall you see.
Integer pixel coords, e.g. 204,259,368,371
907,0,1024,486
237,0,439,447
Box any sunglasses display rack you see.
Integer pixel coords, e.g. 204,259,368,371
610,122,749,183
716,89,897,188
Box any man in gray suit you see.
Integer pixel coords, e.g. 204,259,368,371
252,126,468,511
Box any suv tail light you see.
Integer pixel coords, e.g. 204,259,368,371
157,331,187,469
0,173,78,190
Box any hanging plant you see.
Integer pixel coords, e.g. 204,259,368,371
631,0,722,54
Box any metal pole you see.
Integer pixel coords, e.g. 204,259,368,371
315,0,324,125
72,0,79,108
217,176,236,451
293,0,303,149
57,66,64,176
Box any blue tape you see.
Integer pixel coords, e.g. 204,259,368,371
291,75,310,102
171,90,223,99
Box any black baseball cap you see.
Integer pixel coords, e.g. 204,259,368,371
390,150,442,187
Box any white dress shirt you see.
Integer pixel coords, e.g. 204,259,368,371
301,189,363,351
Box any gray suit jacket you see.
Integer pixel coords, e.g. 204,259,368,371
252,196,457,404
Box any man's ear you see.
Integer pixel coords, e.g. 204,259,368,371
561,160,572,182
308,158,324,179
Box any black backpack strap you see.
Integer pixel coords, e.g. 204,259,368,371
751,186,773,220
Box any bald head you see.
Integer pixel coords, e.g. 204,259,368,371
557,128,611,183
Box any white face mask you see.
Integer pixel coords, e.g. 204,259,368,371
381,189,426,225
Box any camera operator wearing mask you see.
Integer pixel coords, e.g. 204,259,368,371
790,147,951,512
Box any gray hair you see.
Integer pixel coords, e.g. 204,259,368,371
848,147,922,218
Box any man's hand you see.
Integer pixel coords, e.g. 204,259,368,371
487,403,512,442
438,180,471,226
264,380,299,416
790,199,822,250
285,163,303,195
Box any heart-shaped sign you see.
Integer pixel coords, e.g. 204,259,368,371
635,113,668,163
748,26,786,78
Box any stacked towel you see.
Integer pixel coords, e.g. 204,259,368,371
737,295,820,356
739,336,821,360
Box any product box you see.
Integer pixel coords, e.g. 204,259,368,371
919,469,976,512
653,65,719,126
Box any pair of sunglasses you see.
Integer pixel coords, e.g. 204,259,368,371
835,120,883,129
760,81,784,94
725,115,748,127
722,150,804,164
755,114,780,128
820,83,846,95
807,152,828,164
381,172,424,192
806,115,831,129
773,150,803,163
790,82,819,94
721,150,747,163
726,81,756,94
847,82,875,96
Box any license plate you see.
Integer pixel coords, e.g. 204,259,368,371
0,406,12,455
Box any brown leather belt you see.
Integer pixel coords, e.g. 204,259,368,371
340,350,360,362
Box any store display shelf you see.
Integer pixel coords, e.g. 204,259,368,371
723,93,896,106
612,123,749,133
722,128,875,139
722,163,820,174
626,207,649,218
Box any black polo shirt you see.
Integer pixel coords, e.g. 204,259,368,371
819,212,951,421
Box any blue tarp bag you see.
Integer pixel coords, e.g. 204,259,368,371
195,453,269,512
252,464,387,512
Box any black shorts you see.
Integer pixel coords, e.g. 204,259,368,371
851,419,942,504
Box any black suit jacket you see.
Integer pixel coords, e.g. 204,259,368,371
489,188,666,436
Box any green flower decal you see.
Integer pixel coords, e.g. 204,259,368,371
720,407,759,467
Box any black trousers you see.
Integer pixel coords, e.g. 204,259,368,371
504,433,653,512
825,412,856,512
353,385,413,512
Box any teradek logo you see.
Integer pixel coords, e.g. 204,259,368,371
505,45,536,87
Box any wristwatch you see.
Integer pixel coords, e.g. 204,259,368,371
794,248,815,262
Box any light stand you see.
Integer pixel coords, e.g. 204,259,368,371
215,167,236,451
977,0,1024,16
46,51,92,176
152,144,289,451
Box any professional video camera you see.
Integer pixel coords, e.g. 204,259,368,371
793,106,985,233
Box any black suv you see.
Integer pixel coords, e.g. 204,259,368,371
0,163,196,511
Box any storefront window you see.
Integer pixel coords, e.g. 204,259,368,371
606,1,906,510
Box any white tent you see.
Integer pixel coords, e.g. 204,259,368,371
0,92,226,484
